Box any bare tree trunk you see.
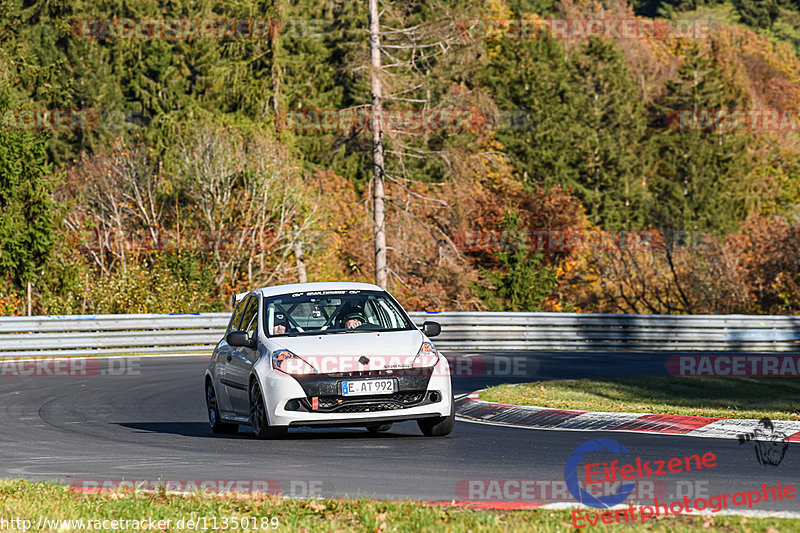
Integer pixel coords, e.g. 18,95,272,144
81,273,88,314
293,225,307,283
369,0,388,289
271,0,283,133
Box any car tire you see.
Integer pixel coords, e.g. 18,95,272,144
206,379,238,434
366,423,392,433
250,381,287,439
417,392,455,437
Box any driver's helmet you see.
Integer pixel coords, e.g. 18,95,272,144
343,310,366,325
274,313,289,329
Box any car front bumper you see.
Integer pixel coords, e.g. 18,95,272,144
259,362,452,427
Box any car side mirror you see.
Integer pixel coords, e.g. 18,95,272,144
421,321,441,337
227,330,256,349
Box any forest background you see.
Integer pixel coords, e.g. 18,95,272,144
2,0,800,316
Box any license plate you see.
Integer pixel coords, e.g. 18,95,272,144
341,378,395,396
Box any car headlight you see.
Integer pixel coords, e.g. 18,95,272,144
272,349,318,375
413,342,439,368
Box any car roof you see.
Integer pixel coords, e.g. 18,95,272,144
233,282,385,304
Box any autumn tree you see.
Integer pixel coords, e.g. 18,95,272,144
175,124,312,290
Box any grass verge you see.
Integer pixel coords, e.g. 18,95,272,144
0,480,798,532
479,377,800,420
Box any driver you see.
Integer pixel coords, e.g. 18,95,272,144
273,313,289,335
343,310,367,329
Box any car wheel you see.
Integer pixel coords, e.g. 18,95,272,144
366,423,392,433
417,392,455,437
249,381,287,439
206,379,238,434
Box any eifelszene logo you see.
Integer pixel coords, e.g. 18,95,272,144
564,438,718,509
564,438,635,508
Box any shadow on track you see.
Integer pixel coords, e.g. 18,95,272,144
118,422,428,440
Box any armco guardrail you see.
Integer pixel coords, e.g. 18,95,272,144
427,312,800,351
1,312,800,357
0,313,229,357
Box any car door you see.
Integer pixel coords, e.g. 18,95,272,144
215,297,248,416
225,294,260,415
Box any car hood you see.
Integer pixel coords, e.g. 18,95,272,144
269,329,431,373
271,329,424,356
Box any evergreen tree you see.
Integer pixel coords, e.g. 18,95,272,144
481,38,648,229
506,0,557,16
2,0,286,163
476,37,576,193
732,0,782,28
631,1,726,17
0,118,56,289
471,211,557,312
565,39,649,229
645,45,754,235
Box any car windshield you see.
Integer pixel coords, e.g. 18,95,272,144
263,289,415,337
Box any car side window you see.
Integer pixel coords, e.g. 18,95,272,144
240,295,259,340
364,300,380,325
227,296,248,334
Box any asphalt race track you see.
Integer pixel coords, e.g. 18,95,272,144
0,353,797,513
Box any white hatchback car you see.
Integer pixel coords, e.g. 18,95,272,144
204,282,453,438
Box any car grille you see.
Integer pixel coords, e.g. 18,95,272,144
300,391,426,413
334,403,407,413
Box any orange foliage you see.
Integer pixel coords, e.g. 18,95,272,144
724,215,800,313
305,169,371,284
